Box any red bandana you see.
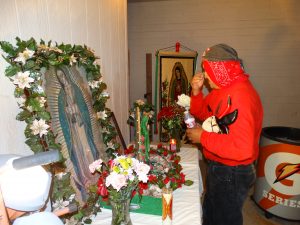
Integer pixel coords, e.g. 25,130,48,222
203,60,249,88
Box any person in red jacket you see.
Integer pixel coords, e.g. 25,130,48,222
186,44,263,225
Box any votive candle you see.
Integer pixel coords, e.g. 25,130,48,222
169,139,176,152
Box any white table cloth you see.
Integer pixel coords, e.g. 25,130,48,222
91,144,203,225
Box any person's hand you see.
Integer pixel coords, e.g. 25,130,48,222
191,73,204,96
186,127,204,143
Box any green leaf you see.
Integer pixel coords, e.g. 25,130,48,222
24,60,36,70
28,98,42,112
25,138,44,153
5,65,20,77
184,180,194,186
16,110,32,121
37,111,51,120
0,41,16,55
14,88,24,97
83,218,92,224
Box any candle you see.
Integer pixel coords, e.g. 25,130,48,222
162,188,173,225
169,139,176,152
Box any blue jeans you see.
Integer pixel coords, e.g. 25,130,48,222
203,161,256,225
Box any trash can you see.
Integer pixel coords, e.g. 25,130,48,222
253,126,300,220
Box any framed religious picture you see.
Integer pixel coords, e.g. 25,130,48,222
155,51,198,142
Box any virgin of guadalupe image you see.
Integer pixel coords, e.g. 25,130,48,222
168,62,188,105
44,66,107,203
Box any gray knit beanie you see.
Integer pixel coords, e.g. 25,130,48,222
202,44,240,61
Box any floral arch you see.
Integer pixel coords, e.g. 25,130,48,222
0,37,120,223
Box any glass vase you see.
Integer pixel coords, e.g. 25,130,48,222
109,194,132,225
162,187,173,225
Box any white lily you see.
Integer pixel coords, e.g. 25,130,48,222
12,71,34,89
14,48,35,65
96,110,107,120
30,119,50,137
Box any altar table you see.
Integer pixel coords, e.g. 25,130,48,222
91,144,203,225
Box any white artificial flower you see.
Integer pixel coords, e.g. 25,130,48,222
38,97,46,107
100,91,109,97
68,194,75,201
135,99,145,106
96,111,107,120
148,110,154,118
106,141,115,149
177,94,191,109
30,119,50,137
16,97,26,107
55,172,67,180
26,106,33,112
14,48,35,65
12,71,34,89
102,127,109,134
69,54,77,65
88,79,102,89
32,85,44,94
52,198,69,210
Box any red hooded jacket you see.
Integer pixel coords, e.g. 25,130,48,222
190,79,263,166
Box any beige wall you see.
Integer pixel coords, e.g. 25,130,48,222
0,0,129,155
128,0,300,128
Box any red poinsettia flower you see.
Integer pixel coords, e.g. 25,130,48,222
180,172,186,183
124,145,135,154
163,177,170,184
148,174,157,182
157,143,163,148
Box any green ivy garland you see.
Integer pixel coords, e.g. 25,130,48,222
0,37,120,223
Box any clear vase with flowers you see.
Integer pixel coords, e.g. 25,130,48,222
89,156,150,225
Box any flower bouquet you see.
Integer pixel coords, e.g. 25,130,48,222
124,143,193,195
157,105,185,149
89,155,150,225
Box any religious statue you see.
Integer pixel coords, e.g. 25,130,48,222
45,66,107,203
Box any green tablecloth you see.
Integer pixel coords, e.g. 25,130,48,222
101,195,162,216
